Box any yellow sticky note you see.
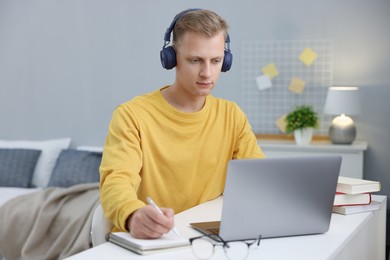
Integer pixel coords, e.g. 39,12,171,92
262,63,279,79
288,77,306,94
299,48,317,66
276,114,287,133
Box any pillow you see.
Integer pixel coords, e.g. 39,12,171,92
48,149,102,188
0,138,71,187
76,146,103,153
0,149,41,188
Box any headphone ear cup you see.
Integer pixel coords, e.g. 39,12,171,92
160,46,176,70
221,49,233,72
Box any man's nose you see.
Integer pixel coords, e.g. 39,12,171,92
200,62,212,78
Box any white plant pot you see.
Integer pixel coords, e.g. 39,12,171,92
293,128,313,145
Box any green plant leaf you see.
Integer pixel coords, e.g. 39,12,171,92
285,105,319,133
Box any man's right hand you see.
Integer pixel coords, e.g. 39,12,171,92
126,205,175,239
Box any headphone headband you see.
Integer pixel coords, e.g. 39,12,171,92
160,8,233,72
163,8,201,43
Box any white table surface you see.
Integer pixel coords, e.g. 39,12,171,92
67,195,386,260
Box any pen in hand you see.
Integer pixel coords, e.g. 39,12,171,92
146,196,181,238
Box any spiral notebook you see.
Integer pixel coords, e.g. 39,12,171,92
107,231,189,255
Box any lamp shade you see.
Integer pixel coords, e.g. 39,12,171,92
323,86,361,115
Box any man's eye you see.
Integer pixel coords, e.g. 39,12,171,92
212,59,222,64
189,59,200,63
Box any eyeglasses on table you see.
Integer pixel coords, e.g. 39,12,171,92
189,233,262,260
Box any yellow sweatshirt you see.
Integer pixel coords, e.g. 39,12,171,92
99,87,265,232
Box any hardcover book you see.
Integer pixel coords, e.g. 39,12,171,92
332,200,381,215
333,192,371,206
337,176,381,194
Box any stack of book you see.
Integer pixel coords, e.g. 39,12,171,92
333,176,381,215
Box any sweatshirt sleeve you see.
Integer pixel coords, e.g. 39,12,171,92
232,104,266,159
99,105,146,232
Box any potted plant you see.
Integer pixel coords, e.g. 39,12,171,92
285,105,319,145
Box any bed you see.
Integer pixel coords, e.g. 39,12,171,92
0,138,103,259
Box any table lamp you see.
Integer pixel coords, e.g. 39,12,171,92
323,86,361,144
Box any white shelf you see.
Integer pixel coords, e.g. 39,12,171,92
258,140,367,179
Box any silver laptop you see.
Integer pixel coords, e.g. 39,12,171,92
191,156,342,241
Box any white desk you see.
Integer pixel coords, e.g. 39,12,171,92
68,195,386,260
258,140,368,179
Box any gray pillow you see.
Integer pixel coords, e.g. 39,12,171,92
48,149,101,187
0,148,42,188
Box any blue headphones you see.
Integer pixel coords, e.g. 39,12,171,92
160,8,233,72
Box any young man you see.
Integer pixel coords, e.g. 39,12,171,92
99,9,265,239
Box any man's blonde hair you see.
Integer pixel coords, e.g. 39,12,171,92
172,9,229,45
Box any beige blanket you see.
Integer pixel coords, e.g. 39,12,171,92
0,183,100,260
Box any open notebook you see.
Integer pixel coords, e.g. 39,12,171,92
106,231,189,255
